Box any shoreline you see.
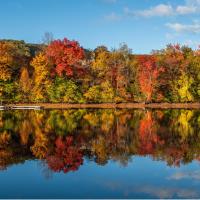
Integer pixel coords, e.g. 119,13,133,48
5,103,200,109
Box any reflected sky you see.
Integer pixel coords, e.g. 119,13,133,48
0,158,200,198
0,109,200,198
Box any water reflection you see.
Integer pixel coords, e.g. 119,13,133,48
0,109,200,173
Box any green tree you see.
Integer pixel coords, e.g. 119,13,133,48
47,77,84,103
84,81,114,103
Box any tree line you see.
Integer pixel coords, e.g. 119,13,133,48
0,38,200,103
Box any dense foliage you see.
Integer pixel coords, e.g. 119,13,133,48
0,39,200,103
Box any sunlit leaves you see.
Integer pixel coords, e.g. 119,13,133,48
47,77,84,103
137,55,160,102
0,40,30,81
84,81,114,103
0,38,200,103
31,53,51,102
46,38,84,77
175,73,194,102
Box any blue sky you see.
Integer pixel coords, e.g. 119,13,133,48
0,0,200,53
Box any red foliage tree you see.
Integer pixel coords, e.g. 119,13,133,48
46,38,85,77
137,55,160,102
46,136,83,173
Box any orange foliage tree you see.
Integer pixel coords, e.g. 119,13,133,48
137,55,161,102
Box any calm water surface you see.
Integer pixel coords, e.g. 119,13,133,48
0,109,200,199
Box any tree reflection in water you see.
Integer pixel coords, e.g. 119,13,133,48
0,109,200,173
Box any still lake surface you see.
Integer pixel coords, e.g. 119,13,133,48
0,108,200,199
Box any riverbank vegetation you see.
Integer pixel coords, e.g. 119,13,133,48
0,37,200,103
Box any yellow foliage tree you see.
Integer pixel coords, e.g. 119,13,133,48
19,67,32,101
31,53,51,102
175,73,194,102
92,50,110,78
0,40,30,81
0,42,14,81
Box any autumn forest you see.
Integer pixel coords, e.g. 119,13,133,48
1,37,200,104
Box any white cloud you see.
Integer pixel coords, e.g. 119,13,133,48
168,170,200,180
126,4,173,17
124,0,200,18
104,12,121,21
176,5,197,14
186,0,200,6
166,21,200,33
137,185,199,199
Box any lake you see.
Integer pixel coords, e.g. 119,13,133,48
0,109,200,199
